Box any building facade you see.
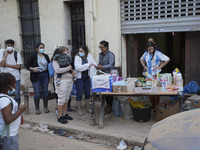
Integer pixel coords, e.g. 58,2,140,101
0,0,199,86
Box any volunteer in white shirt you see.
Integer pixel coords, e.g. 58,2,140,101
75,45,96,116
0,73,26,150
0,39,22,105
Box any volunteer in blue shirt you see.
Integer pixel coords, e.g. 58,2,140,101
96,40,115,114
140,41,170,76
140,41,170,109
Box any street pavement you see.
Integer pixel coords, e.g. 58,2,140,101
22,95,161,147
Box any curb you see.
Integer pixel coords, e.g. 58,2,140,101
24,120,144,147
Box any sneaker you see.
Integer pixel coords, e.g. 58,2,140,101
63,114,73,120
57,116,68,124
56,81,61,86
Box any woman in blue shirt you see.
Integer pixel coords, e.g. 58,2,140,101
140,41,170,109
140,41,170,76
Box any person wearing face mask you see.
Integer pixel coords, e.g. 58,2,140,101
53,46,72,86
0,39,22,106
75,45,96,116
0,73,26,150
26,43,51,115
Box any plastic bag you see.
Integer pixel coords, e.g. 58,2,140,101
183,81,200,94
48,62,54,78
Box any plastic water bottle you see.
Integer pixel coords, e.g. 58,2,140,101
112,97,122,117
123,99,133,119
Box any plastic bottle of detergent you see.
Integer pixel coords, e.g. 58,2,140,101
112,97,122,117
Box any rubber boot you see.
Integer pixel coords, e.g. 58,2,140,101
34,98,41,115
85,99,90,113
76,101,83,116
43,98,50,113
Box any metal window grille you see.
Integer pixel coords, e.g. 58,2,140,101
120,0,200,34
19,0,41,65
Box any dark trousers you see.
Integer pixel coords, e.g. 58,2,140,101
105,95,113,106
76,74,90,101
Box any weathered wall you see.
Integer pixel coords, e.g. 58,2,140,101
0,0,125,88
85,0,122,67
0,0,22,51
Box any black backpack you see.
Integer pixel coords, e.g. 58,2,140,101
14,51,21,73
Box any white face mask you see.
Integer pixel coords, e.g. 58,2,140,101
7,47,14,52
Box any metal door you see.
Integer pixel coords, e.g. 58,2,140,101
71,2,85,50
120,0,200,34
19,0,41,65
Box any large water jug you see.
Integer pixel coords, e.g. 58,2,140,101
123,99,133,119
112,97,122,117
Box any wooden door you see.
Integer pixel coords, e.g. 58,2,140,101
185,31,200,84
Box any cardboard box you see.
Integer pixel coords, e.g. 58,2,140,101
155,100,180,121
135,87,158,93
186,94,200,109
113,85,127,93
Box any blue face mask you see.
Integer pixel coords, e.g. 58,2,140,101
39,49,44,53
79,52,85,57
8,86,16,96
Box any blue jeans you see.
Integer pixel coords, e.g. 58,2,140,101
14,80,20,105
32,72,49,99
76,74,90,101
0,135,19,150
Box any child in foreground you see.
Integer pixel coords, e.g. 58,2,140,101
0,73,26,150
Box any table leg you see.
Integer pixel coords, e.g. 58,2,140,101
178,91,184,112
90,94,96,124
99,95,105,128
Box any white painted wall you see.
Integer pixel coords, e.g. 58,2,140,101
38,0,66,56
0,0,22,51
85,0,122,68
0,0,127,87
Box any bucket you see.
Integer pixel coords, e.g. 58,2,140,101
123,100,133,119
132,105,152,122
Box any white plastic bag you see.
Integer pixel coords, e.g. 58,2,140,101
89,66,97,77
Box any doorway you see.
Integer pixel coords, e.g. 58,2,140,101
126,32,185,79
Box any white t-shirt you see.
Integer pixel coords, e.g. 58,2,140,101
0,49,22,80
0,93,21,137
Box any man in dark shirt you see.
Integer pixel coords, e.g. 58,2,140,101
96,40,115,114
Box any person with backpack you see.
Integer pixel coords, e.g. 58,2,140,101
0,73,26,150
0,39,22,105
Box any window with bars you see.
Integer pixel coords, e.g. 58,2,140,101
120,0,200,34
19,0,41,65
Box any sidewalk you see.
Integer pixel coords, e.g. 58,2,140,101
22,95,160,147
